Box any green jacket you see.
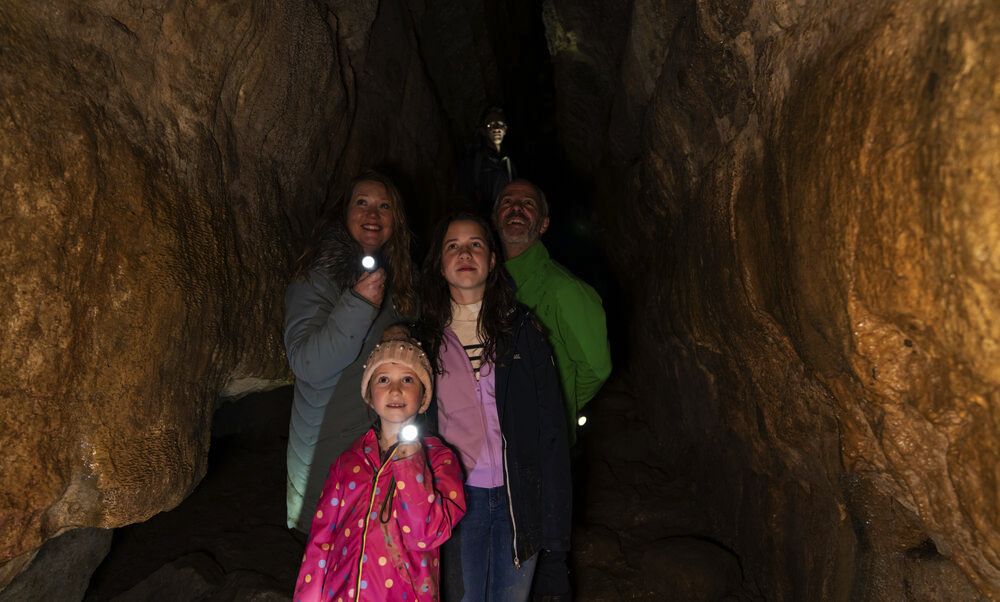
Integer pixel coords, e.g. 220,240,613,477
505,241,612,443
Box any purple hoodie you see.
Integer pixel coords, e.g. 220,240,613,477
435,326,504,488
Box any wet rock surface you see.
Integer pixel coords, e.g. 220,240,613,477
0,528,112,602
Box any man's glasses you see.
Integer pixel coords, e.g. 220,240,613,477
485,121,507,129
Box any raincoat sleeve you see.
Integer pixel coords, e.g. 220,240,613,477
391,438,467,551
294,458,347,601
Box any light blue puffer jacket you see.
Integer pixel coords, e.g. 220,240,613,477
283,225,398,531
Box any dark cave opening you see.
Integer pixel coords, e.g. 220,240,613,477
444,0,630,370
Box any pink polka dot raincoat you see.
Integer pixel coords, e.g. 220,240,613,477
294,429,466,601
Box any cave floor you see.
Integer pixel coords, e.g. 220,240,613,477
84,383,746,601
84,388,303,601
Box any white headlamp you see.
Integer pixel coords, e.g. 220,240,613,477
399,424,419,443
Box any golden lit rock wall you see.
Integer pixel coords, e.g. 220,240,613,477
549,0,1000,598
0,0,456,583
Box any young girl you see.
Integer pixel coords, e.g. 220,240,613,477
293,329,466,602
420,213,572,601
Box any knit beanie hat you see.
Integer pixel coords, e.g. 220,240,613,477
361,331,433,409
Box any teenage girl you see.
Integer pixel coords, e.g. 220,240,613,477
420,213,572,601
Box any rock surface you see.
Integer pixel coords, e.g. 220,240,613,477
0,0,458,584
548,0,1000,598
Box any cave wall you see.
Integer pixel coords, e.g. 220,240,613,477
548,0,1000,598
0,0,484,584
5,0,1000,599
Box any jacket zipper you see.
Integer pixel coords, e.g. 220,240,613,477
500,315,524,569
355,448,395,600
501,431,520,568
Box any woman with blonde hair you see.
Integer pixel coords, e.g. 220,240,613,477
284,169,417,533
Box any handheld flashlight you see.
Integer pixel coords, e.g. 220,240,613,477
361,255,377,271
398,424,419,443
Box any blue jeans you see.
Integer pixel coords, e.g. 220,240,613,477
442,485,538,601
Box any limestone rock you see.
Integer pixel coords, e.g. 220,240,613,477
0,0,454,585
637,537,741,601
551,0,1000,598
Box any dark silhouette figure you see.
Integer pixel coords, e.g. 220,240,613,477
457,107,517,217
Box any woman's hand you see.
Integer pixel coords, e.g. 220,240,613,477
353,267,387,306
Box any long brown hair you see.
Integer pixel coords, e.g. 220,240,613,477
420,212,514,368
294,170,416,317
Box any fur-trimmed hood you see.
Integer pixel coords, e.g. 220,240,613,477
311,223,366,289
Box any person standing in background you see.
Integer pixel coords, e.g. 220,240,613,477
493,179,612,445
457,107,517,217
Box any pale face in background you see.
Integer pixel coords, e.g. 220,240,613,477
482,112,507,149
